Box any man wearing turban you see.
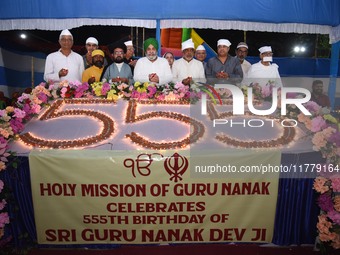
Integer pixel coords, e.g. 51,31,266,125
133,38,172,85
245,46,282,88
101,42,133,84
82,49,105,84
172,38,206,85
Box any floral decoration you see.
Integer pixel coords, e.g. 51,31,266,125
0,77,339,252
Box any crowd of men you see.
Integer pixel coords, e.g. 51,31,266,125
41,29,331,108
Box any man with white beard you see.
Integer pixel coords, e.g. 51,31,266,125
133,38,172,86
245,46,282,88
172,38,206,85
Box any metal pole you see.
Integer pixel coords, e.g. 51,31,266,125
31,56,34,88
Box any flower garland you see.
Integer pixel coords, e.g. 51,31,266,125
297,101,340,251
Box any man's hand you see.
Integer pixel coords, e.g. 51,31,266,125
87,76,96,85
216,71,229,79
149,73,159,83
182,76,192,85
129,59,137,67
59,68,68,77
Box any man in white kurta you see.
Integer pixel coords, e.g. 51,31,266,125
245,46,282,88
235,42,251,76
172,39,206,85
44,29,84,83
133,38,172,86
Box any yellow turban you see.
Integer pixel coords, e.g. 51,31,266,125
91,49,105,57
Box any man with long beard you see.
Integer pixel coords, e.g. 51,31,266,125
81,49,105,84
101,42,133,84
133,38,172,86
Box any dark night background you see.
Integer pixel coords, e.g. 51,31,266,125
0,25,331,58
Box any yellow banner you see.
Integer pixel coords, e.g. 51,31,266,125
29,149,280,244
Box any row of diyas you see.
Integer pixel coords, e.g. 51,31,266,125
19,98,116,149
125,100,205,150
207,101,296,149
17,98,297,150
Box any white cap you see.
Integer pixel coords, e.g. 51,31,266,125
217,39,231,47
124,40,133,46
59,29,73,40
259,46,272,54
196,45,206,51
236,42,248,49
86,37,98,45
181,38,195,51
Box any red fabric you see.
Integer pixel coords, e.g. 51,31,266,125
27,244,325,255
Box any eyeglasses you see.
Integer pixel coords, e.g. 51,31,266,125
262,52,273,56
86,44,97,47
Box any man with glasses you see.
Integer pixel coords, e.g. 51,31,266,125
235,42,251,76
124,40,138,74
245,46,282,87
101,42,133,84
44,29,84,83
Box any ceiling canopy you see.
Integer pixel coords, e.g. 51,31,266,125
1,0,340,43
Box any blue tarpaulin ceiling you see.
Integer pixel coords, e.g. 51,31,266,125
1,0,340,43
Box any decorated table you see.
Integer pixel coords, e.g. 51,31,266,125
1,80,338,250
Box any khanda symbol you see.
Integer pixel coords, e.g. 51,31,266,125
164,152,188,182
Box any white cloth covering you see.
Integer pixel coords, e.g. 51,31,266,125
172,58,206,83
133,56,173,85
44,49,84,83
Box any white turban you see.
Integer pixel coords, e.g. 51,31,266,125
86,37,98,45
181,38,195,51
59,29,73,40
196,45,206,51
259,46,272,54
217,39,231,47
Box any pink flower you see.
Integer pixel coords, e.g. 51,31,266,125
304,101,321,114
101,83,111,95
261,85,272,98
317,193,334,212
0,212,9,228
0,180,4,193
13,108,26,119
37,92,48,103
147,85,157,97
311,116,327,132
328,210,340,225
60,87,68,98
0,199,6,210
10,118,24,134
328,131,340,147
331,177,340,192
